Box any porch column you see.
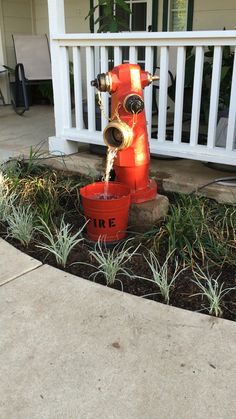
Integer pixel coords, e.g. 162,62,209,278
0,0,10,104
47,0,78,155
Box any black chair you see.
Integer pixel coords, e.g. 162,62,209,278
151,66,175,136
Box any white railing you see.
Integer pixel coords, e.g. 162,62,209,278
48,2,236,165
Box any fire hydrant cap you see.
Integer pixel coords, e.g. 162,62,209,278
124,94,144,114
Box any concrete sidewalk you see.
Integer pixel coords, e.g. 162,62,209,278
0,239,236,419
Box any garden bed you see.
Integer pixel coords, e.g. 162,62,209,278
0,156,236,321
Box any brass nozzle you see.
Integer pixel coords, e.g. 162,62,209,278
103,121,133,150
151,75,159,81
90,72,111,92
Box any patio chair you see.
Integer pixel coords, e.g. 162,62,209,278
151,66,175,138
11,34,52,115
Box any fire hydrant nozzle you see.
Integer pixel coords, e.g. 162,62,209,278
150,75,159,82
91,63,157,203
103,121,133,150
91,73,111,92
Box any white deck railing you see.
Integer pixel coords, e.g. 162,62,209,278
48,3,236,165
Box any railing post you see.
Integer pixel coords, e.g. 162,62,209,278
47,0,78,155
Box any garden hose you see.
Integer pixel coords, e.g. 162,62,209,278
189,177,236,195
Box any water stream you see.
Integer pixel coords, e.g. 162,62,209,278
103,147,118,199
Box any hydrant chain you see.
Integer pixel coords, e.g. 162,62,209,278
97,90,137,129
97,90,122,123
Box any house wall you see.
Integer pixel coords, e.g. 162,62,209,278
34,0,90,35
158,0,236,31
0,0,33,103
193,0,236,30
0,0,90,104
33,0,90,99
0,0,89,67
1,0,33,69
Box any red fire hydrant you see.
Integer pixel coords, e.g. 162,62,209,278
91,63,158,203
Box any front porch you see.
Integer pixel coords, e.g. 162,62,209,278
48,32,236,166
1,104,235,203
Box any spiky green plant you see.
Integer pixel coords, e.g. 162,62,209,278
138,250,185,304
150,194,236,267
80,238,140,290
165,195,207,262
214,205,236,249
37,217,87,268
0,173,17,221
191,266,236,317
6,205,35,246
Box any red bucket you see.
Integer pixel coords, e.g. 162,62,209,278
80,182,131,242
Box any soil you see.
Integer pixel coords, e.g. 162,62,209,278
1,215,236,322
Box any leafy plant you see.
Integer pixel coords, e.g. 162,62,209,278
36,201,54,225
13,174,57,220
139,251,185,304
214,204,236,245
82,238,140,289
205,45,234,110
37,82,53,104
86,0,131,33
7,205,36,246
151,194,236,268
153,194,207,265
1,160,20,178
201,226,232,267
37,218,87,268
22,145,49,175
191,266,236,317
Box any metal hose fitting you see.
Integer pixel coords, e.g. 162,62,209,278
103,121,133,150
91,72,111,92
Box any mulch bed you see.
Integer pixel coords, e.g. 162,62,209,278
1,218,236,322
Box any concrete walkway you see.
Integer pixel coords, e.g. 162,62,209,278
0,239,236,419
0,105,52,160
